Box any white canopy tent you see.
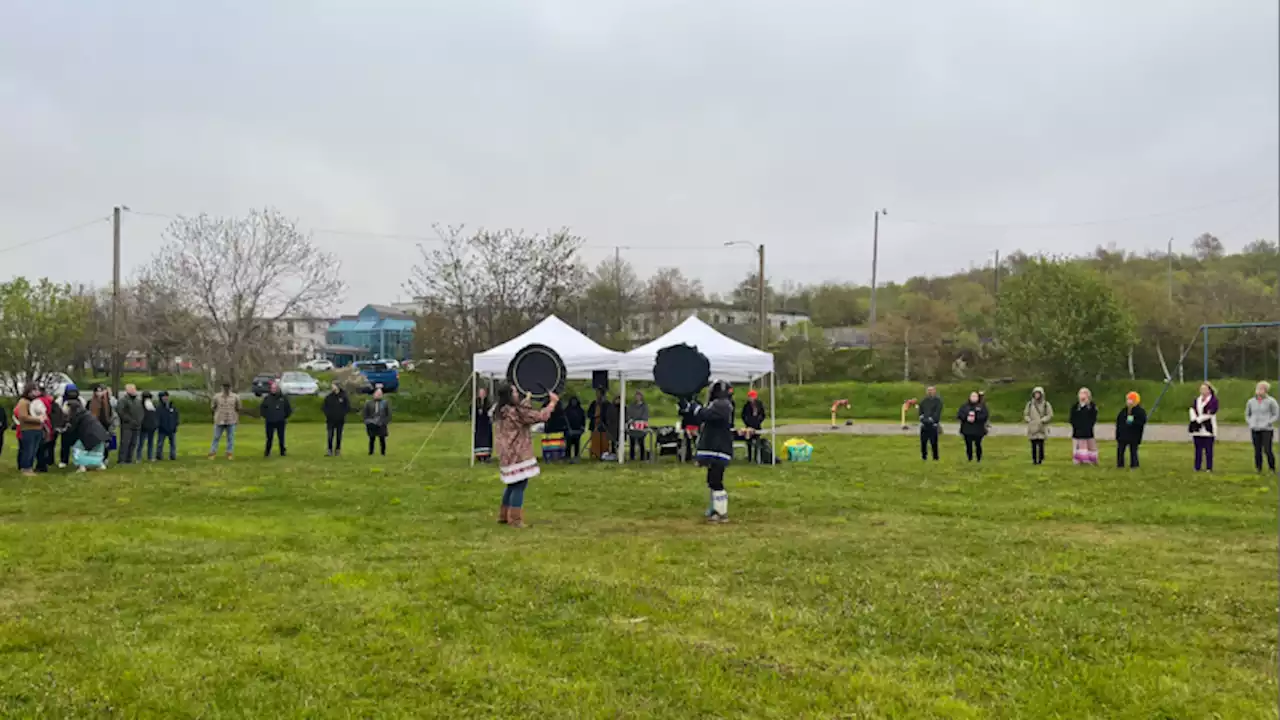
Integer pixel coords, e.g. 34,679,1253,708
619,315,777,465
470,315,625,465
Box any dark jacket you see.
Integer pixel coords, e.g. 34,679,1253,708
117,393,145,430
1070,402,1099,439
956,402,989,437
587,399,613,433
140,396,158,432
1115,405,1147,444
545,404,567,434
563,400,586,435
323,390,350,424
918,396,943,426
692,397,735,465
67,403,110,449
260,392,293,423
742,400,766,430
362,398,391,427
156,400,180,434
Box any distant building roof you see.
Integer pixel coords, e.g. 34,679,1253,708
363,304,414,320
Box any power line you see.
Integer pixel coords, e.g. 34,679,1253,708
893,191,1277,230
0,216,110,255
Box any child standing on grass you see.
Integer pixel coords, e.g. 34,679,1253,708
1069,388,1099,465
956,391,989,463
494,381,558,529
1114,392,1146,469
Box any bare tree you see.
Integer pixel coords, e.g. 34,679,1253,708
406,226,584,375
141,208,345,390
643,267,704,334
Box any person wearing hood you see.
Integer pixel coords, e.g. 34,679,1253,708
956,391,989,463
1189,382,1219,472
563,395,586,463
917,386,943,461
323,382,350,457
626,390,650,461
67,397,110,472
684,380,736,523
260,381,293,457
1245,381,1279,473
742,389,767,463
1114,391,1147,468
155,391,180,461
1023,386,1053,465
1069,388,1099,465
138,391,159,461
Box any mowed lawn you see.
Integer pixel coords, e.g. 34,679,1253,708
0,424,1275,718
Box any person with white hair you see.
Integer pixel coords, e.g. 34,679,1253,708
1246,381,1279,473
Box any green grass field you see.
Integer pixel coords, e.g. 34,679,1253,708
0,424,1275,718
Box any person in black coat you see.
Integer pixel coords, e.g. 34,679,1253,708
155,391,180,461
1069,388,1099,465
1114,391,1147,469
563,396,586,462
683,380,736,523
322,382,350,456
474,387,494,463
741,389,767,462
66,399,111,471
259,381,293,457
138,391,160,461
917,386,944,461
956,391,989,462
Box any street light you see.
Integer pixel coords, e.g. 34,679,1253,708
724,241,766,349
869,208,887,349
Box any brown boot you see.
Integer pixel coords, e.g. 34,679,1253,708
498,505,510,524
508,508,525,529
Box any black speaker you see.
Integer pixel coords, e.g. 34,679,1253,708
592,370,609,390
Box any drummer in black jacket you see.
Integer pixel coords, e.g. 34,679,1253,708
682,379,736,523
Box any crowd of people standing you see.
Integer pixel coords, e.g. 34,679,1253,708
4,378,396,475
913,381,1280,472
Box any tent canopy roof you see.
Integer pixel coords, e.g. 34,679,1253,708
472,315,621,378
620,315,774,382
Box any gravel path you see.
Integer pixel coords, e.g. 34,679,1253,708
773,422,1255,443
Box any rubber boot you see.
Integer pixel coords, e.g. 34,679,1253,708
498,505,510,524
509,508,525,529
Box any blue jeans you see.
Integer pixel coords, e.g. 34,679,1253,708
139,430,156,460
157,430,177,460
210,424,236,454
17,432,43,471
501,480,528,508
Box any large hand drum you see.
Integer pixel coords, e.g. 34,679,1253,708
507,344,566,401
653,344,711,401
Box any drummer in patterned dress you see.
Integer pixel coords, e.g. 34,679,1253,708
493,381,558,529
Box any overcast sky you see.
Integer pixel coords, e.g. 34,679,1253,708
2,0,1277,314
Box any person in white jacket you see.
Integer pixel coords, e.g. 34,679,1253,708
1189,383,1219,472
1245,381,1280,472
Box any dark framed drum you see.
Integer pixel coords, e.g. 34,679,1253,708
653,343,711,401
506,343,566,401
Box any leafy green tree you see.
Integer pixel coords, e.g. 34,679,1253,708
0,277,91,395
996,259,1137,384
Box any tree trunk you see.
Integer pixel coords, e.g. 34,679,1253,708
1156,342,1171,381
1127,346,1135,380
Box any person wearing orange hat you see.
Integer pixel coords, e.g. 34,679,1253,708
741,389,766,463
1114,391,1147,468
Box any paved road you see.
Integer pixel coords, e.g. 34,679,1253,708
773,422,1256,443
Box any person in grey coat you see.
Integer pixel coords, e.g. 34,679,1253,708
1246,381,1280,472
116,384,145,464
362,387,392,456
1023,386,1053,465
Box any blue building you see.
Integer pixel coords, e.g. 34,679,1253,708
325,305,415,365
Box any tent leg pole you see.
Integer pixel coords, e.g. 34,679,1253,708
619,375,626,465
770,371,777,466
469,373,476,467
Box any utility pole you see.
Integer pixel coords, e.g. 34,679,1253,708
993,250,1000,295
869,209,886,349
758,243,766,349
111,206,122,395
614,246,622,336
1168,238,1174,306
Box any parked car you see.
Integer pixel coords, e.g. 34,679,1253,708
279,371,320,396
299,358,334,372
251,373,280,397
0,371,75,398
353,360,399,393
376,358,401,370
